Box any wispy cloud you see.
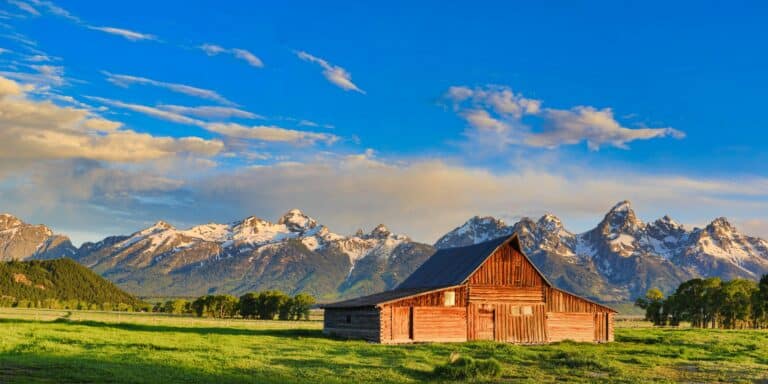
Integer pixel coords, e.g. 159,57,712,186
87,26,156,41
7,0,155,41
102,71,233,105
295,50,364,94
200,44,263,68
446,85,684,151
8,0,39,16
88,96,339,145
157,105,263,120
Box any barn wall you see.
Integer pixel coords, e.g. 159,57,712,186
323,308,380,342
468,303,548,343
380,286,469,343
467,244,545,287
547,312,595,342
545,288,612,313
544,288,615,343
413,307,467,342
387,286,467,307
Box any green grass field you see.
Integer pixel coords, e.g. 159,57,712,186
0,308,766,383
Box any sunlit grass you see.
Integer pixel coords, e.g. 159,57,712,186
0,308,766,383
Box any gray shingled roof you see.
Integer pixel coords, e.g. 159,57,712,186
321,287,441,309
396,236,512,289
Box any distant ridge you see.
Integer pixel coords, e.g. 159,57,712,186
436,200,768,301
1,202,767,303
0,258,142,307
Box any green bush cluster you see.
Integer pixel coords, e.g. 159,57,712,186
176,291,316,320
433,354,502,380
636,274,768,329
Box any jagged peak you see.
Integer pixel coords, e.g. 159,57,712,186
369,224,392,238
467,215,505,225
708,217,736,231
599,200,642,232
537,213,562,226
277,209,317,231
155,220,173,228
653,215,682,229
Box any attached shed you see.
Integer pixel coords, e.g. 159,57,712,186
323,234,616,344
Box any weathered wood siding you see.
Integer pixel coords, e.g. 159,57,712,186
412,307,467,342
387,286,467,307
467,244,545,287
468,303,547,343
547,312,595,342
323,308,380,342
380,286,468,343
545,288,611,313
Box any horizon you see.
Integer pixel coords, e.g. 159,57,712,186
1,1,767,246
0,198,754,247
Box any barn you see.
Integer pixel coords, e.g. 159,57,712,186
322,233,616,344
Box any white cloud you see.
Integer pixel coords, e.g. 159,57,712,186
205,122,339,144
0,75,223,163
157,104,262,120
8,0,39,16
88,26,156,41
447,85,683,150
296,50,365,94
200,44,263,68
102,71,233,105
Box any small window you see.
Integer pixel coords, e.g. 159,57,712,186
510,306,521,316
522,306,533,316
345,315,352,323
444,291,455,307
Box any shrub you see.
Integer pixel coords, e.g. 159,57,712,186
433,353,502,380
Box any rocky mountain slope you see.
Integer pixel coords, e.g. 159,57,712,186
72,209,434,299
436,201,768,301
0,214,77,261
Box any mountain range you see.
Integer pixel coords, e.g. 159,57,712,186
2,201,767,302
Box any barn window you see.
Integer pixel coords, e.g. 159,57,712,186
345,315,352,323
444,291,455,306
510,306,521,316
522,306,533,316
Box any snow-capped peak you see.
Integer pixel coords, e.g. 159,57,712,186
708,217,736,232
278,209,317,232
598,200,643,234
537,214,564,232
368,224,392,239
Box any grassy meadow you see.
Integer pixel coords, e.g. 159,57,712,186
0,308,767,383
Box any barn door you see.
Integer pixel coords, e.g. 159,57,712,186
392,307,413,341
476,309,495,340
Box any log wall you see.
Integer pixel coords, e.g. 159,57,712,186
323,308,381,342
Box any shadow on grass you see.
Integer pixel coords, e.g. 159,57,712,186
0,354,294,384
0,317,326,340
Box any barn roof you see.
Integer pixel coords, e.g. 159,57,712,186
397,233,552,289
321,286,459,309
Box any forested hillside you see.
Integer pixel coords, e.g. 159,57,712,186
0,258,142,309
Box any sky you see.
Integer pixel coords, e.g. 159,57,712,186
1,0,768,245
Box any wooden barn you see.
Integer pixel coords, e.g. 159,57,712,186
322,234,616,344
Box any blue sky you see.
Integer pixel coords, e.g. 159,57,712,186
1,1,767,244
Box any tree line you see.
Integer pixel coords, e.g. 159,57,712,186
635,274,768,329
153,290,316,320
